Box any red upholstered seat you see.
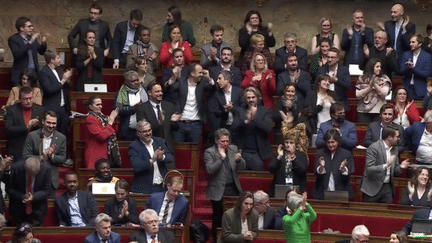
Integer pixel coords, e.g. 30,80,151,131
103,74,124,92
356,129,367,146
347,104,357,122
239,177,273,193
0,73,12,90
120,147,131,168
255,238,285,243
363,216,408,237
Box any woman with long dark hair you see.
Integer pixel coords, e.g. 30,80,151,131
161,6,195,47
159,25,193,67
309,38,332,81
4,69,42,108
390,86,421,129
400,167,431,206
8,224,40,243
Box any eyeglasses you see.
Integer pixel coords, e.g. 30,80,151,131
144,220,159,225
19,224,31,232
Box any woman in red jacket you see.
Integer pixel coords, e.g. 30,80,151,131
83,96,120,169
241,53,276,110
390,86,421,129
159,25,193,67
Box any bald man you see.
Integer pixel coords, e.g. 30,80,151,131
362,30,398,77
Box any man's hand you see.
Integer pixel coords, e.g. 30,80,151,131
376,22,385,31
27,118,39,130
202,69,211,80
247,106,257,121
243,231,253,241
402,16,410,32
120,200,129,217
347,26,353,37
30,33,40,44
171,113,182,122
210,47,218,61
217,146,226,160
150,52,158,61
23,192,33,203
406,59,414,69
363,44,370,58
103,49,110,57
400,159,410,169
113,63,119,69
73,48,78,55
385,47,393,57
235,150,242,162
42,33,49,43
154,147,165,161
223,102,233,112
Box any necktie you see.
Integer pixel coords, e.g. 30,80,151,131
26,177,32,215
151,235,156,243
162,199,172,224
101,239,107,243
156,105,163,124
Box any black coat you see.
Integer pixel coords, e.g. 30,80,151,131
68,18,112,50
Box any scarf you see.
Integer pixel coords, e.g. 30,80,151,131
116,84,148,107
136,40,151,57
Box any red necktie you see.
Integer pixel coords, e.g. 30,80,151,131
26,177,32,215
151,235,156,243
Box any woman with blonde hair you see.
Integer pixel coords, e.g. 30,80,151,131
311,17,340,55
242,33,274,74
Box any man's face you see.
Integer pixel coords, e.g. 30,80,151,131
97,162,111,179
21,21,33,36
216,135,230,150
220,49,232,64
139,29,151,44
65,174,78,194
115,188,127,202
166,12,174,23
331,108,345,122
167,182,183,200
410,36,421,51
352,12,364,27
89,8,101,22
43,115,57,134
287,56,298,71
391,4,404,22
374,31,387,49
217,74,230,90
284,37,296,53
137,124,152,143
20,92,33,109
245,91,258,107
254,197,270,214
126,75,140,89
173,51,184,66
143,214,159,235
52,55,61,68
129,18,141,30
327,51,339,66
96,220,111,239
148,84,163,103
352,234,369,243
380,108,394,125
85,32,96,46
389,130,401,146
212,30,223,44
192,65,204,83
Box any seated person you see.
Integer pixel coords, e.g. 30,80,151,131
115,70,149,141
159,25,193,67
253,190,275,230
312,129,355,200
404,110,432,165
129,120,173,193
282,193,316,243
363,104,405,154
400,167,431,207
242,34,274,74
4,69,42,109
84,213,121,243
104,179,139,226
268,135,308,197
7,223,41,243
55,171,99,227
390,86,421,129
86,158,120,191
315,102,357,151
388,231,408,243
335,225,370,243
146,176,188,227
275,188,299,230
274,33,308,74
126,26,159,74
129,209,176,243
402,196,432,235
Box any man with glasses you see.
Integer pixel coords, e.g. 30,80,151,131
129,209,176,243
253,190,275,229
336,224,369,243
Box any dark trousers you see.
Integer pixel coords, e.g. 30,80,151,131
210,199,223,243
122,128,137,141
55,105,69,141
242,151,265,170
357,112,380,123
363,183,393,203
173,121,202,143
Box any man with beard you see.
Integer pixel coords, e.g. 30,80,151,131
274,33,308,74
126,26,159,74
86,158,120,190
231,87,272,170
209,47,242,87
162,49,190,103
104,179,139,226
55,171,99,227
200,25,232,69
362,30,398,77
315,102,358,151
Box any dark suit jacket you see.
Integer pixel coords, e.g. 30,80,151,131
104,196,140,225
304,90,338,134
38,65,71,114
209,65,243,87
128,137,173,193
276,70,311,104
146,191,189,225
316,120,358,151
22,128,67,189
363,121,405,154
340,26,374,65
311,147,355,200
399,49,432,99
0,168,9,215
161,67,190,104
68,19,112,50
200,42,232,69
261,206,276,229
136,101,177,153
316,64,351,109
8,33,47,86
7,159,52,219
360,46,398,78
268,151,308,196
75,46,105,91
403,122,425,152
231,105,273,160
84,231,120,243
402,208,431,234
112,21,141,60
274,46,308,74
5,103,44,159
129,228,177,243
385,20,416,61
54,190,99,226
275,206,287,230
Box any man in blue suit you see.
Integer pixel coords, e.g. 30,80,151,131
129,120,173,194
399,34,432,100
84,213,120,243
146,176,188,226
404,110,432,165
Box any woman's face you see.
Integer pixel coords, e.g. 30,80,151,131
97,162,111,179
396,88,407,104
85,32,96,46
326,138,338,153
170,27,181,43
254,55,265,70
320,42,331,55
253,41,265,52
249,14,260,26
285,86,296,100
241,197,254,215
23,232,33,243
373,62,382,76
418,169,430,186
284,139,296,153
389,233,399,243
21,75,30,87
90,98,102,113
319,78,330,90
321,20,331,34
136,60,148,72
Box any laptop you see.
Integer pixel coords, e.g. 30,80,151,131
84,84,107,93
412,219,432,234
92,183,115,195
274,185,299,199
323,190,349,201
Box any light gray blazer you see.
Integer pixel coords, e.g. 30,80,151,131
200,42,233,69
126,42,159,74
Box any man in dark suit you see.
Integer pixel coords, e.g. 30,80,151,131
5,86,44,161
136,82,178,154
84,213,121,243
399,34,432,100
253,190,275,229
8,17,47,87
112,9,143,69
162,49,190,103
38,50,72,137
363,104,405,153
129,209,176,243
402,206,432,234
317,47,351,109
274,33,308,74
381,3,416,61
362,31,398,78
8,157,51,226
360,125,410,203
68,3,112,57
129,120,173,194
231,87,272,170
336,225,370,243
205,128,245,242
55,171,99,227
209,47,242,87
404,110,432,165
146,176,188,226
340,10,374,66
23,111,68,195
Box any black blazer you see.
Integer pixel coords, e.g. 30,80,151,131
104,196,140,225
304,90,338,134
0,169,9,215
262,206,276,229
161,67,190,104
276,70,311,104
129,228,176,243
268,151,308,196
208,65,243,87
8,33,47,86
274,46,308,74
54,190,99,226
208,86,243,132
311,147,355,200
7,159,52,218
385,20,416,61
68,18,112,50
112,21,142,60
135,101,177,153
340,26,374,65
5,103,44,159
316,64,351,109
75,46,105,91
38,65,71,114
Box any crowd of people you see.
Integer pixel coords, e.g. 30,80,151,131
4,1,432,242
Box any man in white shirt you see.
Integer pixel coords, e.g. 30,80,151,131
129,209,176,243
253,190,275,229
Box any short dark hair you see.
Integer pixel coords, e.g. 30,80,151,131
168,6,182,26
115,179,130,192
12,223,34,243
379,103,394,115
95,158,110,171
382,125,399,140
65,171,78,179
286,52,298,63
330,102,345,116
15,17,30,32
85,29,96,39
130,9,143,21
18,86,33,99
324,129,342,143
43,110,57,120
188,63,201,74
328,47,340,55
20,69,38,88
210,25,224,34
234,191,254,214
221,47,233,55
172,48,184,57
134,56,146,66
44,50,57,64
147,81,162,93
243,10,262,26
217,70,232,83
89,3,103,14
138,26,151,35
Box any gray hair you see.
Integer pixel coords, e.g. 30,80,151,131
352,225,370,238
95,213,112,226
284,33,297,40
254,190,269,204
124,70,139,82
25,157,40,175
286,193,302,212
214,128,230,140
425,110,432,123
217,70,232,83
136,119,150,130
139,209,158,224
